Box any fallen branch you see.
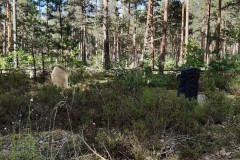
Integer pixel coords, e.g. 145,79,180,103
77,133,107,160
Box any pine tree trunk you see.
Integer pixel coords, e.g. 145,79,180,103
201,14,206,63
132,3,137,67
206,0,211,64
81,2,87,64
6,1,11,53
31,38,37,80
149,0,154,69
215,0,222,59
185,0,189,53
13,0,18,68
179,1,185,65
159,0,169,73
3,7,6,55
114,0,119,62
126,3,130,66
59,0,63,62
103,0,110,69
0,5,1,54
140,0,151,67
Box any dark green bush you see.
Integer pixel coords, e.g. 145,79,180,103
116,69,145,89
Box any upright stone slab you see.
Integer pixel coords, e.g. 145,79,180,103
177,68,200,99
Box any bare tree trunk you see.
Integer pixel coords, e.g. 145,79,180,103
132,3,137,67
13,0,18,68
149,0,154,69
206,0,211,64
59,0,63,63
81,2,87,64
215,0,222,59
179,1,185,65
31,37,37,80
3,5,6,55
201,15,206,62
140,0,151,67
126,3,131,66
118,0,124,60
113,0,119,62
6,1,11,53
0,5,2,54
159,0,168,73
185,0,189,53
103,0,110,69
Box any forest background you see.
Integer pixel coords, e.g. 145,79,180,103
0,0,240,159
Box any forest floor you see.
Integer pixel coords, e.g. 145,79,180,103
0,69,239,159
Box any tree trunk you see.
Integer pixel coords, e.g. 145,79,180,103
132,3,137,67
206,0,211,64
3,6,6,55
201,12,206,63
31,38,37,80
185,0,189,53
126,3,130,66
58,0,63,62
159,0,169,73
215,0,222,59
179,1,185,65
114,0,119,62
140,0,151,67
0,5,2,54
13,0,18,68
103,0,110,69
81,2,87,64
6,1,11,53
149,0,154,69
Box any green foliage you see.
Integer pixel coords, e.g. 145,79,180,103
147,74,177,89
0,93,30,127
0,54,14,69
10,134,39,160
164,58,177,70
116,69,145,89
183,39,205,68
0,70,240,159
69,68,85,84
209,54,240,73
228,75,240,95
35,85,63,108
0,72,29,93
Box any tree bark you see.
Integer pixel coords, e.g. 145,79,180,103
140,0,151,67
81,2,87,64
3,3,6,55
59,0,63,62
185,0,189,53
13,0,18,68
6,1,11,53
132,3,137,67
126,3,130,66
0,5,2,55
103,0,110,69
149,0,154,69
206,0,211,64
179,1,185,65
215,0,222,59
114,0,119,62
159,0,169,73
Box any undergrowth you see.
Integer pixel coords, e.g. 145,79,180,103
0,69,239,159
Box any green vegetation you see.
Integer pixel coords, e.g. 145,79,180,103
0,67,239,159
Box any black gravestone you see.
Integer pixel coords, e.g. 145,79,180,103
177,68,200,99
